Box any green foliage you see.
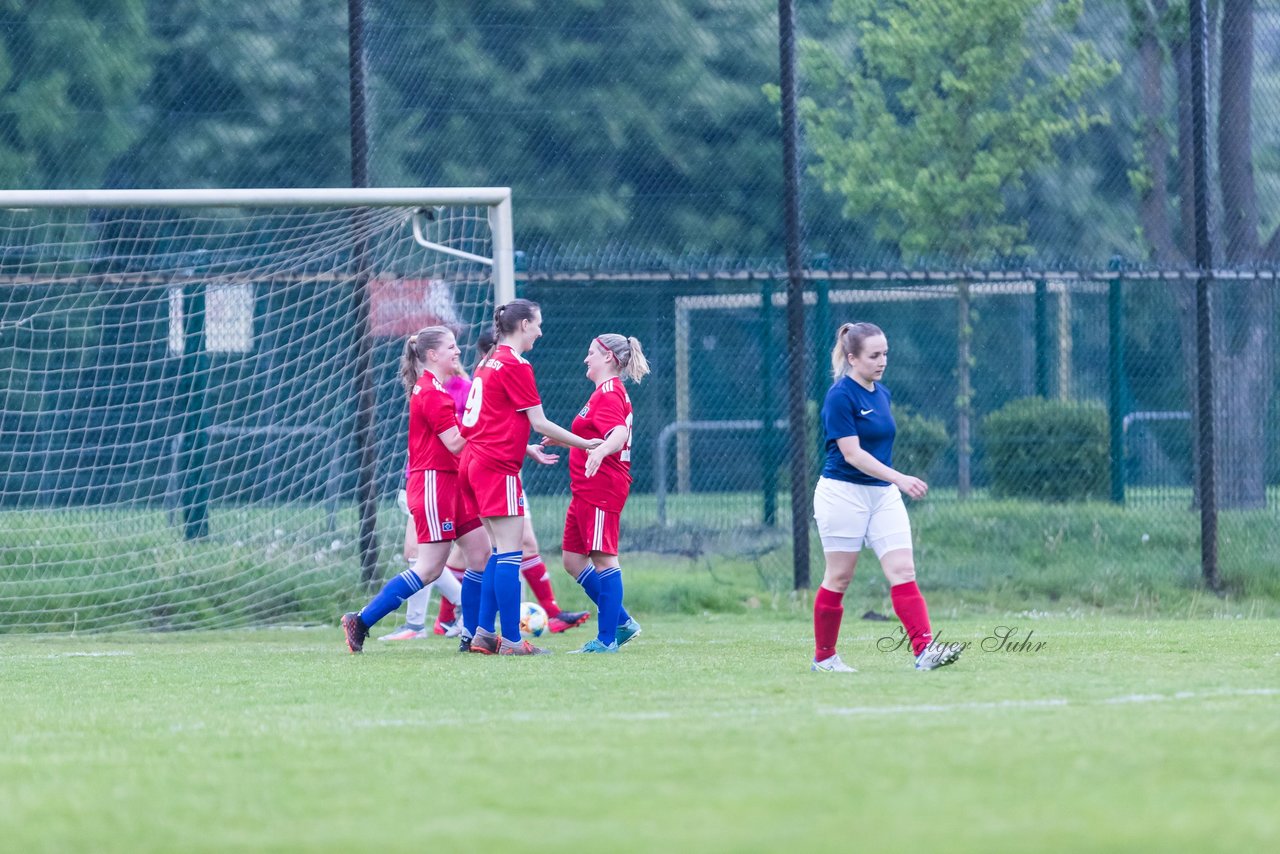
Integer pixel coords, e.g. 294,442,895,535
799,0,1118,263
893,405,949,478
0,0,153,187
115,0,353,189
369,0,792,256
983,396,1109,501
0,0,1271,270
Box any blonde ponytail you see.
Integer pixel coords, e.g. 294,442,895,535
595,333,650,383
399,326,454,395
400,336,420,396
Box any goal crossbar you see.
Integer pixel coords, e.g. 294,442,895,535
0,187,510,208
0,187,516,302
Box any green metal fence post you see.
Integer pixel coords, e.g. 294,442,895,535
760,276,778,526
1108,263,1125,504
812,257,830,409
177,283,212,539
1034,278,1050,398
810,264,830,527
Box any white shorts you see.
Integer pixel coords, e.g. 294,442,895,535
813,476,913,557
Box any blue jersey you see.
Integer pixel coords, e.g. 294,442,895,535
820,377,895,486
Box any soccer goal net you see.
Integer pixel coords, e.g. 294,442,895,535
0,188,513,632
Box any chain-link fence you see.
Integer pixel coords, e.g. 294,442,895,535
1,1,1278,627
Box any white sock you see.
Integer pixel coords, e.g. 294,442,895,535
403,558,431,627
432,566,462,606
404,586,432,628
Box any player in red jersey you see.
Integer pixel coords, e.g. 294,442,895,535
380,357,476,642
545,333,650,653
339,326,492,653
432,327,590,643
458,299,600,656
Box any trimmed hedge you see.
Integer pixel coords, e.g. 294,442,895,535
893,405,949,479
983,397,1109,502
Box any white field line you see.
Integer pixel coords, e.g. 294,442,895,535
345,687,1278,730
821,687,1280,717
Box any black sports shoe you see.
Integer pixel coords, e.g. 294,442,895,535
341,612,369,654
458,636,472,653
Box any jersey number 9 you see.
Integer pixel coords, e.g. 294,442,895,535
461,378,483,428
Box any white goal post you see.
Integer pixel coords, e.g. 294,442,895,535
0,187,515,632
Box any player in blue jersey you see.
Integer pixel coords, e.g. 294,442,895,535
810,322,961,673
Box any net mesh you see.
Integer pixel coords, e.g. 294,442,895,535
0,201,498,632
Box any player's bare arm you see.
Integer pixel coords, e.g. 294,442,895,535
835,435,927,499
437,426,465,455
525,404,602,451
584,425,629,477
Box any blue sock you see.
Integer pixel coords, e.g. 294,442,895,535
358,570,424,629
596,566,624,645
478,550,499,633
577,565,630,624
461,570,484,638
495,551,523,642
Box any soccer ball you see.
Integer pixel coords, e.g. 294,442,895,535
519,601,548,638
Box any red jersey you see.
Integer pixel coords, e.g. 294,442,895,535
408,374,461,473
569,377,633,512
459,344,541,474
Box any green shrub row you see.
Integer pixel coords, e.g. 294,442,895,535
983,397,1109,501
890,397,1109,501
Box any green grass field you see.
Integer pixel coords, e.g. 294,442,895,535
4,494,1278,849
3,613,1277,852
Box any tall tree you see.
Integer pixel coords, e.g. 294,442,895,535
368,0,792,258
111,0,351,189
799,0,1116,495
1129,0,1274,508
0,0,153,188
1214,0,1274,508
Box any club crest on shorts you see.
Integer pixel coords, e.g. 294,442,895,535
442,521,454,532
578,405,590,417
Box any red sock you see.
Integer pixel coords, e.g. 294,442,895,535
890,581,933,656
813,586,845,662
520,555,560,616
437,565,464,623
